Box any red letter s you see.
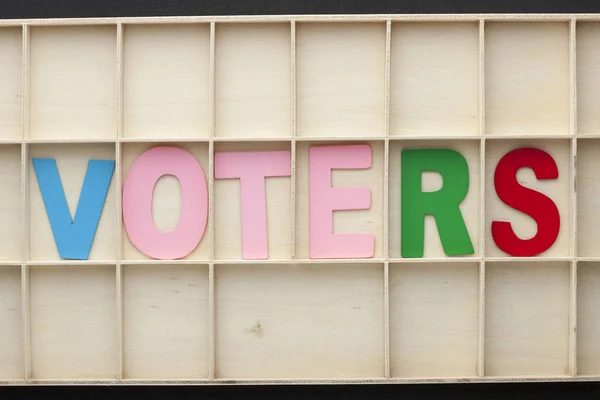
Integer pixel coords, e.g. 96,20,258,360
492,147,560,257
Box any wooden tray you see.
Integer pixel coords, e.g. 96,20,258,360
0,14,598,385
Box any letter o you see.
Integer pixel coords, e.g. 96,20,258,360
122,146,208,259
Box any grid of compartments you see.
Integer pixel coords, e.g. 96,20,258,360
1,17,600,382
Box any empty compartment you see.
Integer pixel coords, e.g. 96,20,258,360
577,139,600,256
485,22,570,136
30,265,117,379
123,24,211,139
0,267,23,380
295,141,385,260
0,28,22,141
121,142,210,261
388,140,480,259
296,22,386,138
214,142,292,260
485,262,570,376
389,262,479,377
215,263,384,379
29,144,117,261
0,145,22,261
390,22,479,137
30,26,117,140
485,139,571,257
577,23,600,135
577,262,600,375
123,265,209,379
215,23,291,138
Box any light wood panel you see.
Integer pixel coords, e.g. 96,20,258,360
390,22,479,137
577,22,600,136
29,265,117,379
0,145,22,261
0,28,22,141
296,23,386,138
389,262,479,377
577,262,600,375
215,263,385,379
30,26,117,140
215,23,291,138
0,267,23,380
123,265,209,379
576,139,600,257
123,24,211,139
485,22,570,137
485,262,570,377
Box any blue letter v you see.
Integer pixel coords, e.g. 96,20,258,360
32,158,115,260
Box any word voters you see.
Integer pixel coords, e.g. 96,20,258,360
31,145,561,261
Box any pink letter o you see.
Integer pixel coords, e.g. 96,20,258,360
122,146,208,259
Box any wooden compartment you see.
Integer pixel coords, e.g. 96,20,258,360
388,139,481,259
484,139,572,257
484,262,570,377
30,26,117,141
121,142,210,261
389,262,479,377
123,24,211,139
390,22,479,137
214,141,292,260
123,265,209,379
29,143,117,261
30,265,117,379
577,262,600,375
215,23,291,139
294,140,385,259
296,22,386,138
577,139,600,256
0,145,22,262
0,28,22,141
485,22,570,136
0,267,22,380
577,22,600,136
215,263,385,379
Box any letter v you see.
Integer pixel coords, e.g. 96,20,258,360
32,158,115,260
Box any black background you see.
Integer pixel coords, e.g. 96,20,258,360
3,0,600,18
2,0,600,398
